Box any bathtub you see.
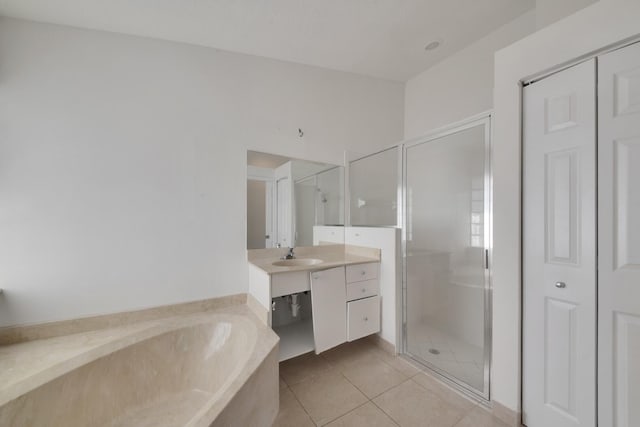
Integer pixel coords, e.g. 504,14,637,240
0,306,279,427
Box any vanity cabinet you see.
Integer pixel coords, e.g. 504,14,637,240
345,264,380,341
310,263,381,352
248,256,381,361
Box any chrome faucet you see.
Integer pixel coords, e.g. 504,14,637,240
283,247,295,260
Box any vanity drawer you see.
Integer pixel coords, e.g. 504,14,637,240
346,263,378,283
347,296,380,341
346,279,379,302
271,271,310,298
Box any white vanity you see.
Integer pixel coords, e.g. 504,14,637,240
247,244,381,361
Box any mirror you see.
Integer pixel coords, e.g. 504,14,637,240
247,150,344,249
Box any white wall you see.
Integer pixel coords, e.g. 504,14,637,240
535,0,597,28
0,17,404,327
493,0,640,413
404,10,536,139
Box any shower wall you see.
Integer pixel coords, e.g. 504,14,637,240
349,148,398,227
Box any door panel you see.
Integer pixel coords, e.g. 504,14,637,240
523,59,596,427
545,149,579,264
544,298,577,417
310,267,346,353
598,41,640,427
613,138,640,268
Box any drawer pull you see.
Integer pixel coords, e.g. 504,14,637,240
361,270,366,275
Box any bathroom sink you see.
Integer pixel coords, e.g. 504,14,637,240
272,258,323,267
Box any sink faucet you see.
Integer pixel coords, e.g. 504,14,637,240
283,247,295,260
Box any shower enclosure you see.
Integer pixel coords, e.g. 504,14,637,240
402,117,491,399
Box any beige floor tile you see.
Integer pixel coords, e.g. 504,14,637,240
325,402,398,427
412,373,476,413
373,380,465,427
454,405,510,427
321,339,379,367
372,350,422,377
289,368,368,426
340,357,408,398
272,387,315,427
280,351,332,385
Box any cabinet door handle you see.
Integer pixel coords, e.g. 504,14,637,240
555,281,567,289
363,317,368,322
362,288,366,293
361,270,366,275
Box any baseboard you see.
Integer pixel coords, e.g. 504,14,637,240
492,401,522,427
367,333,396,355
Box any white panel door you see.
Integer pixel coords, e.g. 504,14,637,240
310,267,347,353
598,42,640,427
523,59,596,427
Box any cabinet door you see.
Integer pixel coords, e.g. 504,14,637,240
347,296,380,341
310,267,346,353
523,59,596,427
598,41,640,427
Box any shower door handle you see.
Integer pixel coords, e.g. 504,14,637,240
485,249,489,270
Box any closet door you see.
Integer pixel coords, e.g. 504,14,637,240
523,59,596,427
598,42,640,427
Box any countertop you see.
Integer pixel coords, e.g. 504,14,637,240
247,244,380,275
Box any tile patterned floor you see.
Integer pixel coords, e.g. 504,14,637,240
274,339,508,427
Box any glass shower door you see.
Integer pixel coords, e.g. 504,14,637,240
403,118,490,398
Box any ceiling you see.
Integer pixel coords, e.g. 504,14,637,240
247,151,291,169
0,0,535,81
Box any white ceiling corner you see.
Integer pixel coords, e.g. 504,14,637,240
0,0,536,81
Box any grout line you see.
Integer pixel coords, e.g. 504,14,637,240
332,368,403,427
284,382,316,426
297,342,407,426
316,400,370,427
369,388,403,427
281,342,486,427
409,375,480,418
